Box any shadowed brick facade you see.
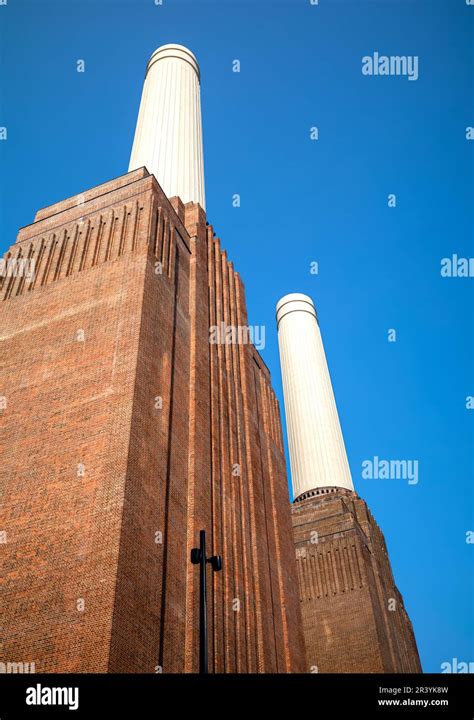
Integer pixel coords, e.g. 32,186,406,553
0,168,305,673
292,488,421,673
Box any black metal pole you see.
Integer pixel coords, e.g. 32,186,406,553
191,529,221,674
199,529,208,674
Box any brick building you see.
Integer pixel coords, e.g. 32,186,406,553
0,167,305,672
0,43,421,675
276,294,421,673
292,489,421,672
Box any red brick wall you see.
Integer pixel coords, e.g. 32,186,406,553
292,488,421,673
0,169,305,673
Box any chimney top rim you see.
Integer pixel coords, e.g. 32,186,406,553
276,293,318,326
276,292,315,312
146,44,200,80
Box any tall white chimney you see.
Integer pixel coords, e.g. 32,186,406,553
129,44,206,209
276,293,354,500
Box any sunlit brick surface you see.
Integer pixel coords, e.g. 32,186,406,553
0,168,305,673
292,488,421,673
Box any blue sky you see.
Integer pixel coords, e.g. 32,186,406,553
1,0,472,673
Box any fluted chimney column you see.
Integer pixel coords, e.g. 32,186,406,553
276,293,354,500
129,43,206,209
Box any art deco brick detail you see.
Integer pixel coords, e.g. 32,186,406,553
0,168,305,673
292,488,421,673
